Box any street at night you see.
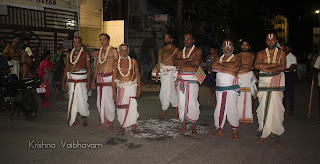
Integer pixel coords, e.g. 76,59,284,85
1,0,320,164
1,78,320,164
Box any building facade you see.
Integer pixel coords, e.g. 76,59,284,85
270,15,289,46
0,0,80,57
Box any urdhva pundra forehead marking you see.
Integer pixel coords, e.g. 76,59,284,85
224,41,232,47
268,34,274,40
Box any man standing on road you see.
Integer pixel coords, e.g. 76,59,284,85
236,40,257,124
3,35,22,79
62,36,91,127
112,43,141,135
92,33,118,130
205,44,219,110
254,32,286,147
283,43,297,117
174,33,202,136
211,40,242,140
155,33,179,119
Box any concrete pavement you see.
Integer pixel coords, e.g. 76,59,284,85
1,78,320,164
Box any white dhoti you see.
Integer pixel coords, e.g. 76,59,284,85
67,70,89,126
214,72,240,130
159,63,178,110
237,71,258,123
7,60,20,79
257,72,285,138
115,79,139,128
176,72,200,123
96,72,115,124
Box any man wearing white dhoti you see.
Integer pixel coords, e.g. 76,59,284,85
112,43,141,135
173,33,202,136
211,40,242,140
156,33,179,119
236,40,257,124
92,33,118,130
62,36,91,127
3,35,22,79
254,32,286,147
237,72,257,123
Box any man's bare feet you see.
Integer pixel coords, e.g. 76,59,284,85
72,120,79,126
71,116,79,126
192,124,198,136
233,130,240,140
98,122,109,128
117,128,125,135
275,138,284,147
157,111,167,119
82,117,88,127
132,125,139,134
211,129,224,138
176,127,187,133
174,107,179,119
254,138,266,144
108,122,113,130
177,121,187,133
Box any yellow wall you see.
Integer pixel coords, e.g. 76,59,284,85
80,0,102,28
103,20,124,50
80,26,102,48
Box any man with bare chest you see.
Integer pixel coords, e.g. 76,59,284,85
62,36,91,127
156,33,179,119
236,40,257,124
254,32,286,147
92,33,118,130
211,40,242,140
173,33,202,136
112,43,141,135
3,35,22,79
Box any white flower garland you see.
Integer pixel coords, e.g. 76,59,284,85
98,45,111,64
219,54,234,63
182,45,195,59
265,47,278,64
118,56,131,77
69,47,83,65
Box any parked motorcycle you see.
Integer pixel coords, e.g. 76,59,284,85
0,72,45,121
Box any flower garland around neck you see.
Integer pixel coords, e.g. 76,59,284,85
98,45,111,64
265,47,278,64
182,45,195,59
219,54,234,63
70,47,83,65
118,56,131,77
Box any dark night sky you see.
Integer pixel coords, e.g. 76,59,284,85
231,0,320,56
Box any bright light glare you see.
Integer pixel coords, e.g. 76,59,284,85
315,10,320,14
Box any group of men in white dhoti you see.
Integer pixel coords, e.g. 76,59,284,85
62,34,141,135
60,31,287,146
210,33,286,147
155,33,204,136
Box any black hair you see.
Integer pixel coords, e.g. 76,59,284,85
73,36,82,42
99,33,110,40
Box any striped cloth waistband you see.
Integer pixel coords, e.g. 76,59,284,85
68,79,87,83
259,72,280,77
97,82,112,86
216,85,240,94
98,72,112,77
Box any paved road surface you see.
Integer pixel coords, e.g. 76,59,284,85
1,78,320,164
